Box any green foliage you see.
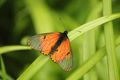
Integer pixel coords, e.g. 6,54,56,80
0,0,120,80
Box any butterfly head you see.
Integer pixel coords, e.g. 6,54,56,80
63,31,68,34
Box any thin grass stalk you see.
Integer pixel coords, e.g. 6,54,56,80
83,2,102,80
0,55,7,80
103,0,119,80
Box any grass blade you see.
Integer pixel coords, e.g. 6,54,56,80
0,45,31,54
17,55,49,80
83,2,102,80
68,13,120,41
103,0,119,80
0,55,7,80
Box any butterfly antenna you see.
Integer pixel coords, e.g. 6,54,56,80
59,17,82,33
58,17,67,31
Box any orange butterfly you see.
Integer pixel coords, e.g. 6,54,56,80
27,31,72,71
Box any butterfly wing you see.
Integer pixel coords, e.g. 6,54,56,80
28,32,61,55
50,38,72,71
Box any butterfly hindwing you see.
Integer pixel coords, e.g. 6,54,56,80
50,38,72,71
28,32,61,55
58,52,72,71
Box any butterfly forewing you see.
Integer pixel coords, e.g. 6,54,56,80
28,32,61,55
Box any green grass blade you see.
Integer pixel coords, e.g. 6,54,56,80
17,55,49,80
83,2,102,80
0,70,13,80
0,55,7,80
66,36,120,80
103,0,119,80
68,13,120,41
0,45,31,54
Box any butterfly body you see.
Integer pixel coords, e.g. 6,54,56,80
28,31,72,71
50,31,68,53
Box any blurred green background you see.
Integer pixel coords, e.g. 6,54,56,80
0,0,120,80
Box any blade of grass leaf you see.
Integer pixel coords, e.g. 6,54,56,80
0,55,7,80
0,70,13,80
68,13,120,41
103,0,119,80
66,36,120,80
0,45,31,54
83,2,102,80
17,55,49,80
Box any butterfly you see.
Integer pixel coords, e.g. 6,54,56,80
27,31,72,71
